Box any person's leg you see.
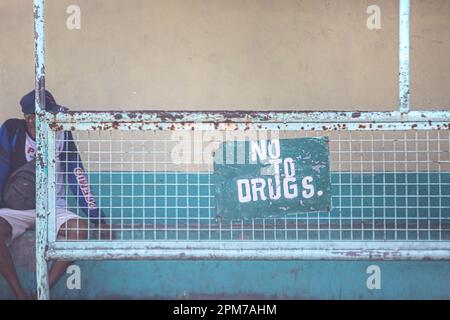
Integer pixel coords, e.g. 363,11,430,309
48,218,88,289
0,217,28,300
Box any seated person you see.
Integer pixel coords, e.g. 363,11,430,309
0,90,107,299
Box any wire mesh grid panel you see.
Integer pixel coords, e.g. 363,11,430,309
51,127,450,243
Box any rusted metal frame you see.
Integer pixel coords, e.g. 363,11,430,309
46,249,450,261
52,110,450,132
399,0,410,113
53,110,450,126
34,0,50,300
54,120,450,132
47,130,57,244
36,0,449,289
47,241,450,261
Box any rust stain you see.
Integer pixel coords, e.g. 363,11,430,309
155,111,185,122
36,152,45,169
49,123,63,131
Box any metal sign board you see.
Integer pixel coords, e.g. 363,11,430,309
213,137,331,220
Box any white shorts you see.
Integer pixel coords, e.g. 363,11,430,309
0,207,79,245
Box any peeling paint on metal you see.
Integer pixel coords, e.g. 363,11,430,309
34,0,50,300
399,0,410,113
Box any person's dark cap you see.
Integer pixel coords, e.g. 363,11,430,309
20,90,69,114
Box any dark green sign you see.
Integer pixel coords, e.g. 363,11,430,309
213,137,331,220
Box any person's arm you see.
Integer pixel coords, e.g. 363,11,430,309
0,123,12,206
62,131,104,224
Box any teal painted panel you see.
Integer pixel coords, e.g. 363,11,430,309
2,171,450,299
65,171,450,241
3,259,450,300
212,138,331,220
75,172,450,218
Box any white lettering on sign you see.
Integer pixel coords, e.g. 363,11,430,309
267,140,281,159
283,158,295,177
269,158,282,175
302,176,315,199
267,175,281,200
251,140,268,162
251,178,267,201
250,139,281,162
237,179,252,203
236,139,323,204
283,176,298,199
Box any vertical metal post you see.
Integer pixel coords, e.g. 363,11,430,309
47,129,57,243
34,0,50,300
399,0,411,113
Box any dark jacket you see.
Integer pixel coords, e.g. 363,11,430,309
0,118,102,220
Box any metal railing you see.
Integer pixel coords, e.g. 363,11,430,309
33,0,450,300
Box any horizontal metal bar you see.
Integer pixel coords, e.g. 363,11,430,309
48,241,450,250
47,249,450,261
55,120,450,131
47,241,450,261
53,110,450,125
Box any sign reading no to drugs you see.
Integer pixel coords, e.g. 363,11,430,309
213,138,331,220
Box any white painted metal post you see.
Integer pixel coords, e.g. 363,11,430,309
399,0,411,113
34,0,50,300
